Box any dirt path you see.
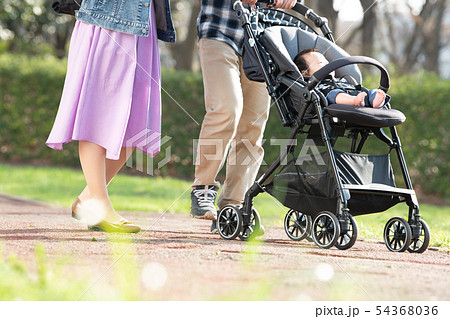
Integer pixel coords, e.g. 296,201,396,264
0,193,449,301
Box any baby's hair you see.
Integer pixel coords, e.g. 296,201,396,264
293,48,318,75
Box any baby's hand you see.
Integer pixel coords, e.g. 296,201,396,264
354,92,367,106
242,0,258,5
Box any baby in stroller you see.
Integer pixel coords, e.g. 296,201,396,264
294,48,390,109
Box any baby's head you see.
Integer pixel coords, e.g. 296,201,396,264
294,48,329,77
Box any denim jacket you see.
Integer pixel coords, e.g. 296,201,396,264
75,0,176,42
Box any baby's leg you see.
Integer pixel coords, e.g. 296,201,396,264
326,89,346,104
328,89,366,106
369,89,386,108
354,92,367,107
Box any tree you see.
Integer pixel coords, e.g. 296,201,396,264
335,0,378,57
166,0,201,71
359,0,378,57
381,0,448,75
303,0,339,32
0,0,74,58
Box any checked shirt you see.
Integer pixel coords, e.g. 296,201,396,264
197,0,251,55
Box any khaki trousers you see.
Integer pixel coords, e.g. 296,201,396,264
194,39,271,208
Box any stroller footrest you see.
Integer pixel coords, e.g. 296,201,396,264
343,184,415,196
326,104,406,128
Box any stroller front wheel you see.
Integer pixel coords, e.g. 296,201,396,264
284,210,312,241
383,217,412,252
217,205,243,240
238,208,263,241
407,219,430,253
312,211,341,249
335,214,358,250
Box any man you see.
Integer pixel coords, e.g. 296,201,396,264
191,0,297,231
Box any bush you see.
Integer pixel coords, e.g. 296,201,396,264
0,54,448,197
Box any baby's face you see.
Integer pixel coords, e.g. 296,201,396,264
303,52,329,76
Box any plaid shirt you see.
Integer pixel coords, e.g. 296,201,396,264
197,0,247,55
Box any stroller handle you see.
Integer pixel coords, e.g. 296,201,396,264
255,0,334,41
307,56,391,93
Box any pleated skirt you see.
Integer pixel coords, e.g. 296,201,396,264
46,2,161,160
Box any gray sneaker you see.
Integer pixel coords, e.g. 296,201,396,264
190,185,218,220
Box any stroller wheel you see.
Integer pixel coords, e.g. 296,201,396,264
284,210,312,241
407,219,430,253
383,217,412,252
238,208,263,241
312,212,341,249
217,205,242,240
335,215,358,250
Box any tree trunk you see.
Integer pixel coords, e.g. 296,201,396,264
54,21,73,59
304,0,338,31
168,1,201,71
397,0,447,75
422,0,446,74
360,0,377,57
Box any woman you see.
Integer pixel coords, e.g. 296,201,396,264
46,0,175,233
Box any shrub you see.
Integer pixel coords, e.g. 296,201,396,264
0,55,448,197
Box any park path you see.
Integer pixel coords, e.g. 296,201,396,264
0,193,449,301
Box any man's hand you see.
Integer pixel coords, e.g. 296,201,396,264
242,0,297,9
273,0,297,9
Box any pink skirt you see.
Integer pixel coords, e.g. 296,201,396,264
46,2,161,160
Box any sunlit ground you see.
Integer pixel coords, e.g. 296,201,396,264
0,163,448,248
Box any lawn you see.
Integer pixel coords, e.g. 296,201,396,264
0,163,448,248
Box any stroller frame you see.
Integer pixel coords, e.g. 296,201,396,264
216,1,429,253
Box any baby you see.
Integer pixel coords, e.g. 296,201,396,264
294,48,389,108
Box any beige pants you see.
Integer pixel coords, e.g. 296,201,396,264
194,39,271,209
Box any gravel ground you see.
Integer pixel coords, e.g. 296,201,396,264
0,193,449,301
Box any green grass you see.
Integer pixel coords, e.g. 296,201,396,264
0,241,157,300
0,244,88,300
0,163,448,248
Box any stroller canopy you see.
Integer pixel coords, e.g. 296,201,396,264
261,26,362,84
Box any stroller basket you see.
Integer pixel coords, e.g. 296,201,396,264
265,150,401,217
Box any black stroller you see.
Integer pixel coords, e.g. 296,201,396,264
216,0,430,253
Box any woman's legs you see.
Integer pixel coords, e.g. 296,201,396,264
78,141,134,223
78,146,135,201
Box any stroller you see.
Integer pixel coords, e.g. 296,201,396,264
216,0,430,253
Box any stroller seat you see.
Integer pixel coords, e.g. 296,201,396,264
259,26,405,128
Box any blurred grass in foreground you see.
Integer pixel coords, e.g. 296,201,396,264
0,241,375,301
0,163,448,248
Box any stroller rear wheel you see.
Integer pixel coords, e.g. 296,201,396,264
383,217,412,252
335,215,358,250
284,210,312,241
238,208,263,241
407,219,430,253
312,211,341,249
217,205,242,240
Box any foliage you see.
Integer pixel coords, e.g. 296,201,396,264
0,54,449,197
0,0,74,57
359,72,450,195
